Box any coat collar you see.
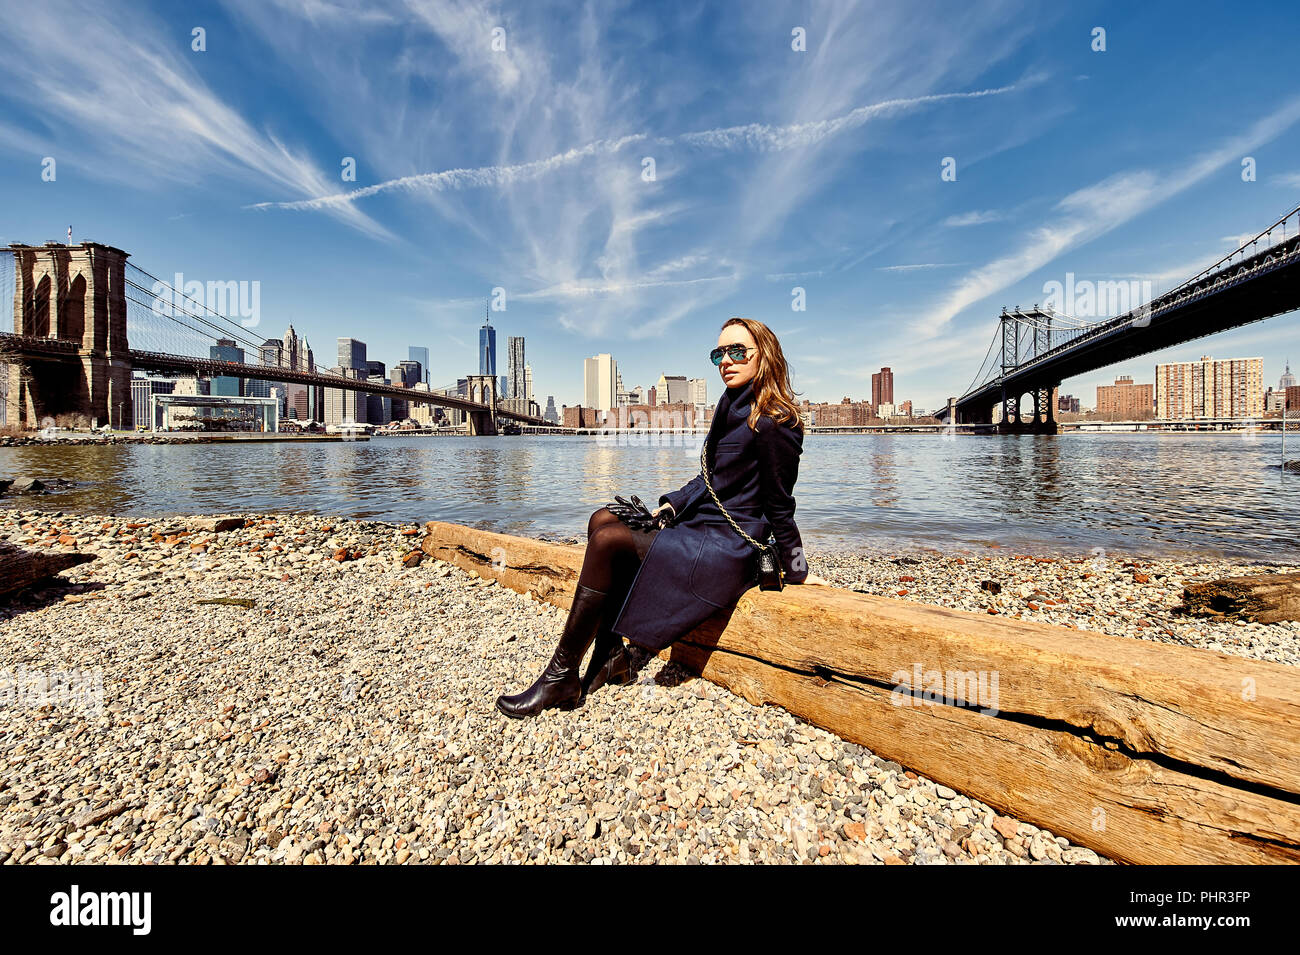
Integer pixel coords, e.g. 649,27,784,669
723,379,755,422
704,380,754,454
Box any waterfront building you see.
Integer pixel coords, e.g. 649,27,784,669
130,375,176,429
563,405,603,429
1155,356,1263,419
151,394,278,433
811,398,872,427
1097,375,1154,420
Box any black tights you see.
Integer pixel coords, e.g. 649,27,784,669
577,507,656,625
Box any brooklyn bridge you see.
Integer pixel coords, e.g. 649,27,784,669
0,243,548,436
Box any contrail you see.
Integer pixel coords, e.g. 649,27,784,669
249,83,1022,211
246,134,648,211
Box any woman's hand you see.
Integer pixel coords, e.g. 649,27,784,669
651,503,675,527
796,572,830,586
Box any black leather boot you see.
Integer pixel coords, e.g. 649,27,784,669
581,629,632,695
496,583,607,718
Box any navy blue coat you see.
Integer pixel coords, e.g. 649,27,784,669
609,379,808,651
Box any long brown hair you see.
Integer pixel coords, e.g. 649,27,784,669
720,317,804,433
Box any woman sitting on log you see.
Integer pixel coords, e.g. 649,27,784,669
497,316,826,719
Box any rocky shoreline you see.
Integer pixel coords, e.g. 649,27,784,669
1,507,1295,865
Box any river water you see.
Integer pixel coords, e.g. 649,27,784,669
1,433,1297,560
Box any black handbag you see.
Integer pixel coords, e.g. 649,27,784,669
698,443,784,591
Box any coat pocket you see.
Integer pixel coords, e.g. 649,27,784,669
714,440,743,464
688,522,762,608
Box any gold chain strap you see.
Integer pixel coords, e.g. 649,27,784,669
699,443,764,551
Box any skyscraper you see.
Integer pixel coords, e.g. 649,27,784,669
409,346,431,386
328,339,368,424
1280,361,1296,392
508,336,526,403
283,324,301,373
871,367,894,408
397,360,422,388
210,338,244,396
586,354,617,411
479,303,497,377
252,338,284,404
1156,356,1263,419
338,338,366,371
655,373,688,405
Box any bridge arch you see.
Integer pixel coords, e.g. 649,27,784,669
25,273,51,337
60,273,85,343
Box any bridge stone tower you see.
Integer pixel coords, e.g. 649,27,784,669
464,374,498,436
5,242,133,429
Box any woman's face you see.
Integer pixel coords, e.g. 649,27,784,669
717,325,759,388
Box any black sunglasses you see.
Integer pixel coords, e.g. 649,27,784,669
710,344,755,366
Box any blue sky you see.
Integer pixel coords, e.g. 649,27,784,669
2,0,1300,413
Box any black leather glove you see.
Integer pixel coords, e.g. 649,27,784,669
605,494,659,532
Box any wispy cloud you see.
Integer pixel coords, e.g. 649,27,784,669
515,272,738,301
766,270,825,281
677,85,1020,151
0,0,394,241
910,96,1300,339
878,262,960,272
943,209,1005,227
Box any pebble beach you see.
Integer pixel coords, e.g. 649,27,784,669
1,506,1296,865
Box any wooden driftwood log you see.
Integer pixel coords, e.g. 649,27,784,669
1178,571,1300,624
0,543,96,599
422,521,1300,865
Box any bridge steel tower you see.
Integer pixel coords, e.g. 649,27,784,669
4,242,134,429
996,307,1060,435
